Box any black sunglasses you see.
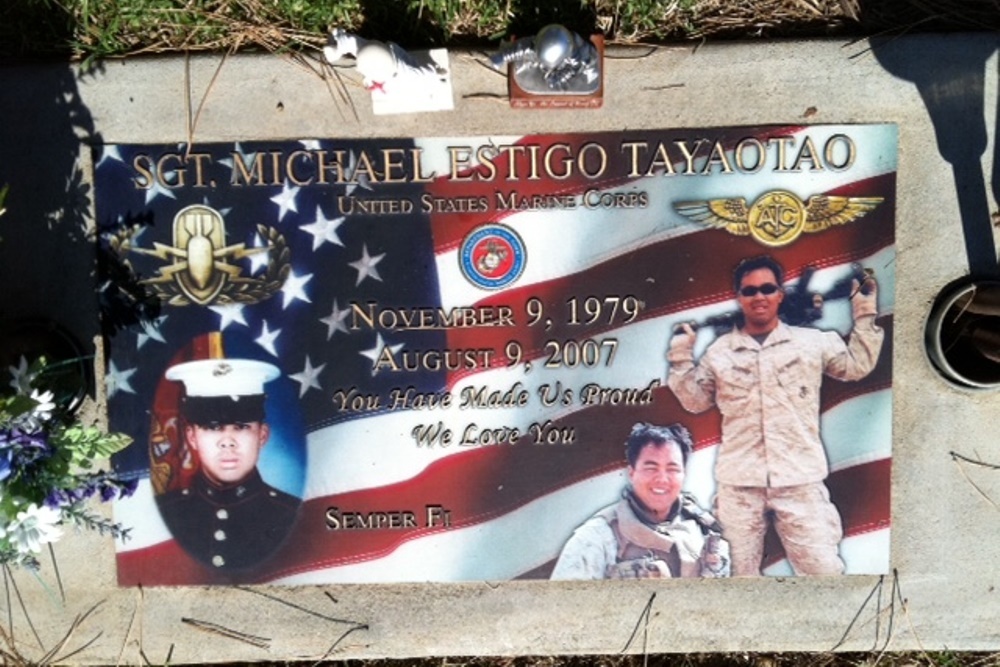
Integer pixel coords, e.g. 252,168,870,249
739,283,780,297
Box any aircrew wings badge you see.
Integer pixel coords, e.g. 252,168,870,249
674,190,884,247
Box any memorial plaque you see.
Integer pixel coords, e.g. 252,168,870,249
97,125,896,585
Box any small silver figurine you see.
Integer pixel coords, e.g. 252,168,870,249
489,24,601,95
323,29,453,114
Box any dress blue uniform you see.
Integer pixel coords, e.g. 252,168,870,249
159,468,299,571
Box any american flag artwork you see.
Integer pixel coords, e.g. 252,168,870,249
96,125,896,585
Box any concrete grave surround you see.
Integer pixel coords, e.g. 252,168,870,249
1,33,1000,661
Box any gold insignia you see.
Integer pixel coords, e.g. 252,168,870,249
149,415,178,495
150,460,171,496
117,205,290,306
674,191,884,247
212,362,233,376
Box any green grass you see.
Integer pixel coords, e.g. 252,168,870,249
4,0,1000,64
4,0,1000,63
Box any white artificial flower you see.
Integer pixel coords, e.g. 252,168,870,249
9,389,56,432
28,389,55,422
6,504,62,554
7,356,32,395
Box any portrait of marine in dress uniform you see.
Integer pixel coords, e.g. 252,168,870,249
156,358,301,572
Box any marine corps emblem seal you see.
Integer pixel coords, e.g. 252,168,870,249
459,223,527,290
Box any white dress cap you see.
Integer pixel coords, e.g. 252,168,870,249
165,359,280,398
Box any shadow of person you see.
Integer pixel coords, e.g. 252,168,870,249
872,33,1000,277
0,56,105,398
353,0,448,48
0,3,162,404
872,33,1000,386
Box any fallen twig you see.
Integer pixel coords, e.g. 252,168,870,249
180,617,270,649
620,592,656,654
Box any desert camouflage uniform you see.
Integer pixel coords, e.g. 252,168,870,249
550,491,730,580
667,318,883,575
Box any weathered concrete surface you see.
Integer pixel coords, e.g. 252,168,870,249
2,33,1000,662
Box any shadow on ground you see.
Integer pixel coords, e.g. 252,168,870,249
0,58,101,384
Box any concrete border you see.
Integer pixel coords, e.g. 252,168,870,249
2,34,1000,661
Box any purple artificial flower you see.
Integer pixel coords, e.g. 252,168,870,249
44,489,68,509
0,448,11,483
121,478,139,498
100,484,117,502
0,428,51,484
2,428,51,474
0,429,12,482
8,428,47,450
